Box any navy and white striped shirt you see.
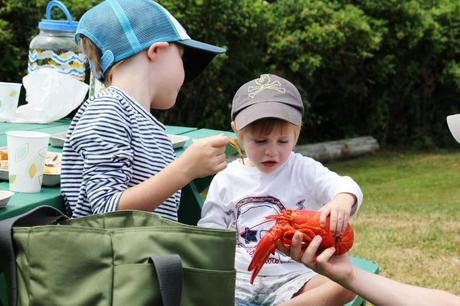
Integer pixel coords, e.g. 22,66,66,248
61,86,180,220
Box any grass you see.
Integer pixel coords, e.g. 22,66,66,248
326,150,460,296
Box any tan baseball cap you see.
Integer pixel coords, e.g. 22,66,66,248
231,74,304,130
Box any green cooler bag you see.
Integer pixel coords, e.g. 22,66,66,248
0,206,236,306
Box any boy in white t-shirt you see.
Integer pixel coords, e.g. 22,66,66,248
198,74,363,306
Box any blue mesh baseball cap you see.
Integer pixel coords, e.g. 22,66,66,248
75,0,226,82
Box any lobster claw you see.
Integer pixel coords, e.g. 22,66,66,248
247,231,279,284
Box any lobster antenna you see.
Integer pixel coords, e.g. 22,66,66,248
238,218,275,235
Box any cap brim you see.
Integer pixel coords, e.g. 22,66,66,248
234,102,303,130
177,39,226,82
178,39,226,54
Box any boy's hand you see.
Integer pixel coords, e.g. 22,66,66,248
178,135,229,180
319,193,356,236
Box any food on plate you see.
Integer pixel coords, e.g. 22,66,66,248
228,137,245,165
44,153,61,174
0,150,61,174
0,160,7,170
0,150,7,170
0,150,7,161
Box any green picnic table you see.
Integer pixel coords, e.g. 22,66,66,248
0,120,378,306
0,119,235,224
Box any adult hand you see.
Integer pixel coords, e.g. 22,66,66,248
178,135,229,180
280,233,460,306
280,231,354,284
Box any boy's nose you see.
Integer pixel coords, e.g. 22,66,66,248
264,145,276,157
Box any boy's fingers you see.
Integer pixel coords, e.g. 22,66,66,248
208,134,230,147
275,239,288,255
309,235,322,250
301,235,322,265
289,231,303,261
195,135,229,148
316,247,336,264
344,215,350,232
338,214,349,235
335,211,344,235
319,209,329,227
329,210,337,235
214,160,227,172
214,152,227,163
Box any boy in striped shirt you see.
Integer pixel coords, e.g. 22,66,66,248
61,0,229,220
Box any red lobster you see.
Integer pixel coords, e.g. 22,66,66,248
247,209,354,284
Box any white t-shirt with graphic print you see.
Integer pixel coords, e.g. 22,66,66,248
198,151,363,277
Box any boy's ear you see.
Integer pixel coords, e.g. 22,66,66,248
230,121,237,133
146,42,169,61
230,121,243,142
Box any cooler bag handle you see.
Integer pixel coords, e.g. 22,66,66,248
0,205,68,306
149,255,183,306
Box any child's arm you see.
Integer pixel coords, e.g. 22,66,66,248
118,135,229,211
286,233,460,306
197,200,229,229
198,170,230,229
305,158,362,235
344,265,460,306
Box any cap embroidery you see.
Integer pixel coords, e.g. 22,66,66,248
248,74,286,98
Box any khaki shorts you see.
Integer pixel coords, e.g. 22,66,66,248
235,270,317,306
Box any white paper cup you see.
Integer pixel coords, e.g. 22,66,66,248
6,131,50,192
447,114,460,144
0,82,21,121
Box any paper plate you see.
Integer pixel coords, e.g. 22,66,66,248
168,134,190,149
0,190,14,208
49,132,67,147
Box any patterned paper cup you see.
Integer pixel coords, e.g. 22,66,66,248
6,131,50,192
0,82,21,121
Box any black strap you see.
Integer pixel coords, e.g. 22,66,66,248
149,255,183,306
0,205,68,306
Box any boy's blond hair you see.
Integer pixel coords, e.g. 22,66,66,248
237,118,301,144
79,36,123,86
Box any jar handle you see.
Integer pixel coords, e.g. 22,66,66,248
45,0,73,22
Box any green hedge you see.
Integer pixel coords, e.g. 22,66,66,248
1,0,459,148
